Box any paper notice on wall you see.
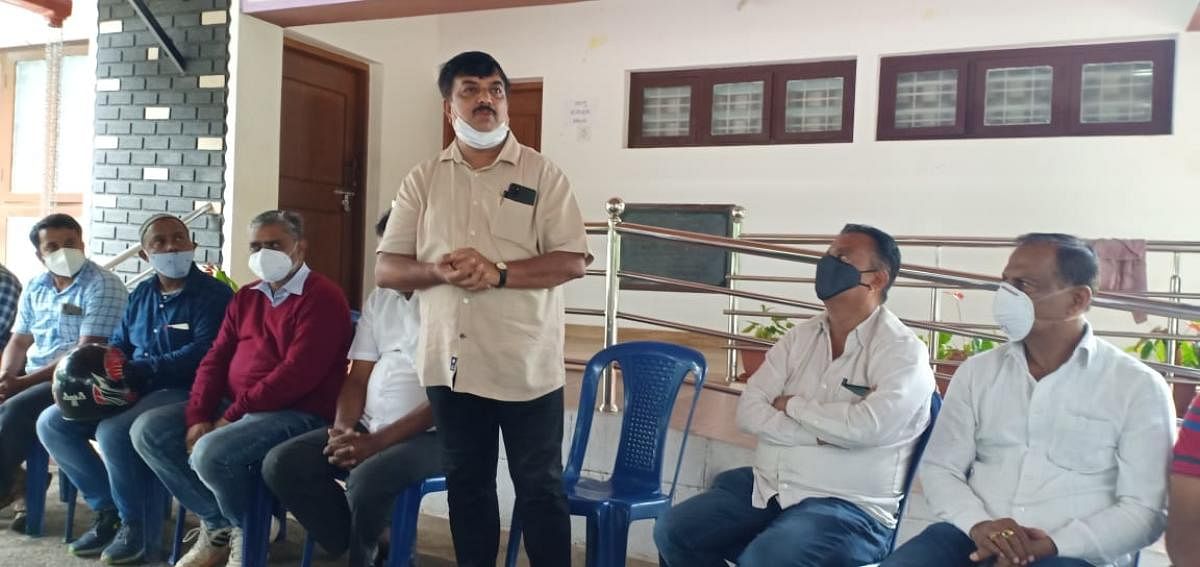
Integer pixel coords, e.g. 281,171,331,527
567,99,593,142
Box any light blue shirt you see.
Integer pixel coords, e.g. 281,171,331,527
12,260,128,373
253,263,311,308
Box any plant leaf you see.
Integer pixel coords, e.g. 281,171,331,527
1139,340,1155,359
1180,342,1199,368
1153,340,1168,362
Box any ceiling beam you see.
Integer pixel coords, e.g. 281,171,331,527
1,0,72,26
1190,1,1200,31
241,0,589,27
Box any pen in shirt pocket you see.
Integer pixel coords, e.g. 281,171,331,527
840,378,872,397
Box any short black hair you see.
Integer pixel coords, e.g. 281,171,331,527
375,209,392,238
437,51,510,99
29,213,82,249
1016,233,1099,291
841,223,901,301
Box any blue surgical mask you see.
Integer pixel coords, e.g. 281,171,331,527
148,250,195,279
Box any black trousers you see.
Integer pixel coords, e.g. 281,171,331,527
262,427,442,567
0,382,53,494
426,386,570,567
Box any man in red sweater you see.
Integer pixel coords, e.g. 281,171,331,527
131,210,352,567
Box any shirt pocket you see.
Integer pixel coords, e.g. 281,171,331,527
58,311,83,343
165,326,194,350
1047,414,1118,474
491,198,537,253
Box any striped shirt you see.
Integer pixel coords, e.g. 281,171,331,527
1173,395,1200,476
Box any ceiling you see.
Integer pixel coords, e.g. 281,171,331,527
242,0,590,27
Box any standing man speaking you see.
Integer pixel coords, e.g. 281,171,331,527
376,51,590,567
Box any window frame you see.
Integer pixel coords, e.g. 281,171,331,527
0,43,87,266
877,40,1174,141
628,59,856,148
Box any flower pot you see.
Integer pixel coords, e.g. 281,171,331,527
737,348,766,382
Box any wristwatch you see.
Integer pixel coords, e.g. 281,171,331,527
496,262,508,288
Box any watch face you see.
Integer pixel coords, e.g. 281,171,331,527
497,262,508,270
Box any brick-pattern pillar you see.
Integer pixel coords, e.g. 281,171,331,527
90,0,230,282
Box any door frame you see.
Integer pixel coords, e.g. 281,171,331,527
280,38,370,308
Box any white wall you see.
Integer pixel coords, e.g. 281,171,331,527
223,1,285,285
279,0,1200,341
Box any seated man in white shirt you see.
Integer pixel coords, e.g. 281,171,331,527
881,233,1175,567
262,211,441,567
654,224,936,567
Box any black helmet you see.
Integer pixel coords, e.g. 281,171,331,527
52,344,138,422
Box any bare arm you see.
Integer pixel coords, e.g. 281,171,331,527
331,360,374,432
375,253,446,292
1169,474,1200,566
0,333,32,381
501,251,586,289
1,334,107,399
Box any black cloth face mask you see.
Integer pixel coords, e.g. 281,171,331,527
815,254,875,300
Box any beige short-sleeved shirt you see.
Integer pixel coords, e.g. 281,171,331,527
378,136,590,401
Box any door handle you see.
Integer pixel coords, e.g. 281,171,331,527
333,189,355,212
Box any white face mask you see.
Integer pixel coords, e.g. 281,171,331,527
148,249,195,279
45,247,87,278
452,113,509,150
992,282,1074,342
248,248,295,283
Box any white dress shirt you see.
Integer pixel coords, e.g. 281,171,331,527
737,306,936,527
348,288,426,434
920,323,1175,566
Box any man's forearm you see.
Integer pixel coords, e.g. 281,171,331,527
332,363,372,430
505,251,586,289
376,253,443,291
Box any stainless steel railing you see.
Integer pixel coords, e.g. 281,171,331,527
582,198,1200,412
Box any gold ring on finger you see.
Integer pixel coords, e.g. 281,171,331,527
1001,529,1015,538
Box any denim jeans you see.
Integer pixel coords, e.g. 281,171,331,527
263,427,442,567
654,467,893,567
880,522,1095,567
36,388,189,523
130,401,324,529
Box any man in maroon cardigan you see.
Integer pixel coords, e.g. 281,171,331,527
131,210,352,567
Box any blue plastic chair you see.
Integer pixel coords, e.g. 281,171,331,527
170,472,288,567
887,391,942,553
299,475,447,567
26,441,172,561
505,341,707,567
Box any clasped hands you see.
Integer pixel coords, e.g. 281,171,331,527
436,248,500,292
968,518,1057,566
324,426,381,470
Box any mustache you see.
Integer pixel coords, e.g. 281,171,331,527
473,105,495,115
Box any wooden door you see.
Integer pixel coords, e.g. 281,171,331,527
278,40,367,307
443,81,543,151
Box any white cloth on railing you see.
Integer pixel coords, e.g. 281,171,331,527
919,323,1174,567
1091,239,1148,323
736,306,936,528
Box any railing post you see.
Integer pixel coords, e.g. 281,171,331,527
927,246,943,362
1168,252,1191,412
598,197,625,413
726,206,746,384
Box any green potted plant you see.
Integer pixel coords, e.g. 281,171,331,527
200,263,240,291
736,305,795,382
927,331,997,394
1126,322,1200,416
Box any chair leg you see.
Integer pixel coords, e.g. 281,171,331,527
596,508,631,567
583,513,601,567
503,514,523,567
387,483,423,567
169,505,187,565
241,479,275,567
59,472,78,542
300,534,315,567
23,444,50,538
142,480,169,561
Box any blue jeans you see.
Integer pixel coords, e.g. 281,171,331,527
130,402,324,530
36,388,189,523
880,522,1095,567
654,467,893,567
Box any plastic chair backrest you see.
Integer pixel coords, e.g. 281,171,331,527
564,341,707,499
890,391,942,550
